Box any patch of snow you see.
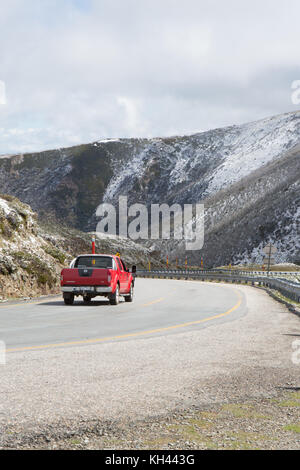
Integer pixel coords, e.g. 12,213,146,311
274,262,299,267
233,204,300,265
103,144,151,201
0,198,11,215
97,138,120,144
206,113,300,195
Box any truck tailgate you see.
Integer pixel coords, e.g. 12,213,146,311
61,268,111,286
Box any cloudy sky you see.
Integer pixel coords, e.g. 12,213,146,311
0,0,299,154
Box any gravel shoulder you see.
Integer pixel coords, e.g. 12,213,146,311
0,282,299,449
45,390,300,450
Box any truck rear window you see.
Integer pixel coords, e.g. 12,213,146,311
74,256,113,269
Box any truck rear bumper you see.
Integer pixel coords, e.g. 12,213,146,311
61,286,112,294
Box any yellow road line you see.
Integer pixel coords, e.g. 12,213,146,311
6,292,242,353
141,297,165,307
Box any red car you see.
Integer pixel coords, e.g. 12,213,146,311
61,254,136,305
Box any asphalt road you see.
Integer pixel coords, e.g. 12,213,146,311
1,278,300,449
0,278,246,352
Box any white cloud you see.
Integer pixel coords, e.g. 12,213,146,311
0,0,300,153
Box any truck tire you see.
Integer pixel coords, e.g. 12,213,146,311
109,284,120,305
125,283,134,302
63,293,74,305
83,295,92,304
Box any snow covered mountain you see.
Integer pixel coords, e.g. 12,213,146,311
103,111,300,206
0,111,299,267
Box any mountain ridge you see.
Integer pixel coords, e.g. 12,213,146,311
1,109,299,158
0,110,299,267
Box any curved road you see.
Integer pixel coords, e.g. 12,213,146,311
1,278,246,352
1,278,300,449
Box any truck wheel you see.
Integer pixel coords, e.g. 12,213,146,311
125,283,134,302
83,295,92,304
109,284,120,305
63,293,74,305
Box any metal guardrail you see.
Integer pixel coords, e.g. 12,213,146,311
136,269,300,304
213,269,299,277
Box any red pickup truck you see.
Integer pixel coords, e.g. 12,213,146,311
61,254,136,306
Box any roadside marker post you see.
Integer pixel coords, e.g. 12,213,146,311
263,244,277,273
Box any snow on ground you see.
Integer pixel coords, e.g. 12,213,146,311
103,111,300,204
206,112,300,195
103,144,151,201
0,197,11,215
97,138,121,144
233,208,300,266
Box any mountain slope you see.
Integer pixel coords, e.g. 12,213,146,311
0,111,299,267
180,144,300,266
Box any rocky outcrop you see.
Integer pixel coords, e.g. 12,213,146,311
0,194,162,300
